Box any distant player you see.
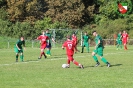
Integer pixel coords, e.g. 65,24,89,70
81,32,90,53
72,32,79,53
14,37,25,62
45,29,55,56
62,35,84,69
116,31,122,50
92,31,110,67
122,30,129,50
37,30,49,59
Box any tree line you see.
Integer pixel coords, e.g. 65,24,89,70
0,0,133,39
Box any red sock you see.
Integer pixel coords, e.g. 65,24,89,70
67,59,70,64
40,52,44,58
124,45,126,50
73,61,79,66
125,45,127,50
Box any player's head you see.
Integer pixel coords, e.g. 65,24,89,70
123,30,126,34
119,31,122,34
20,37,24,41
72,32,76,36
67,35,71,40
92,30,97,36
42,30,45,35
46,29,49,33
84,31,87,35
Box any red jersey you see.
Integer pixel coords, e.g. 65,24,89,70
72,35,77,43
63,40,76,56
37,35,49,46
122,33,128,41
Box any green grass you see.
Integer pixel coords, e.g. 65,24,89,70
0,46,133,88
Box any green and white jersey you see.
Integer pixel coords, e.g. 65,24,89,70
117,34,122,41
15,40,25,49
95,35,103,47
83,35,89,43
45,33,52,43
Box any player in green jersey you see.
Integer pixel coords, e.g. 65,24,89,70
116,31,122,50
14,37,25,62
92,31,110,67
81,32,90,53
45,29,55,56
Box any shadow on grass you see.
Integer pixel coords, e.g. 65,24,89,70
83,64,122,68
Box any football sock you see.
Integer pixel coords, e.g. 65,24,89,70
16,54,18,60
67,59,70,64
40,52,44,58
48,50,51,55
20,55,23,61
73,61,79,66
86,46,89,52
81,47,84,52
93,55,98,62
101,57,108,64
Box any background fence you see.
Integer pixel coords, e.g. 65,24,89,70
0,39,133,49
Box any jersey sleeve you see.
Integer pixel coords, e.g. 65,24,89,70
63,41,67,47
37,36,41,40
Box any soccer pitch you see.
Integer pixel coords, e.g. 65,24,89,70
0,46,133,88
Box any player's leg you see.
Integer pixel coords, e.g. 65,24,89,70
14,47,19,62
38,45,47,59
98,47,110,67
86,43,89,53
20,49,24,62
81,43,85,53
92,50,100,67
67,57,70,68
68,55,84,69
46,43,51,56
116,41,119,50
120,41,122,49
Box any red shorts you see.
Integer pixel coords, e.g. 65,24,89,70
67,55,74,61
40,44,46,49
122,40,127,44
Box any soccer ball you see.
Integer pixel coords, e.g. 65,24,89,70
62,64,69,68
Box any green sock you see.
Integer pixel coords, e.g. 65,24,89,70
101,57,108,64
20,55,23,61
81,47,84,52
46,50,49,54
86,47,89,52
93,56,98,62
48,50,51,55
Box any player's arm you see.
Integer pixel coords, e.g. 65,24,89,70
127,35,129,42
62,42,66,50
16,43,21,50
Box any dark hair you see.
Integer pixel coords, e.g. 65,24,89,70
92,30,96,34
67,35,71,39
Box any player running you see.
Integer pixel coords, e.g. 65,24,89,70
45,29,55,56
92,31,110,67
122,30,129,50
62,35,84,69
81,32,90,53
14,37,25,62
72,32,79,53
116,31,122,50
36,30,49,59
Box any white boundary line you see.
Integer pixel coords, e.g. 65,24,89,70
0,51,133,66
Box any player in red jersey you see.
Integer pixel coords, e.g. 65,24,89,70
72,32,79,53
62,35,84,69
122,30,129,50
36,30,49,59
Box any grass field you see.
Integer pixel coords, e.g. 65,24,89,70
0,46,133,88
